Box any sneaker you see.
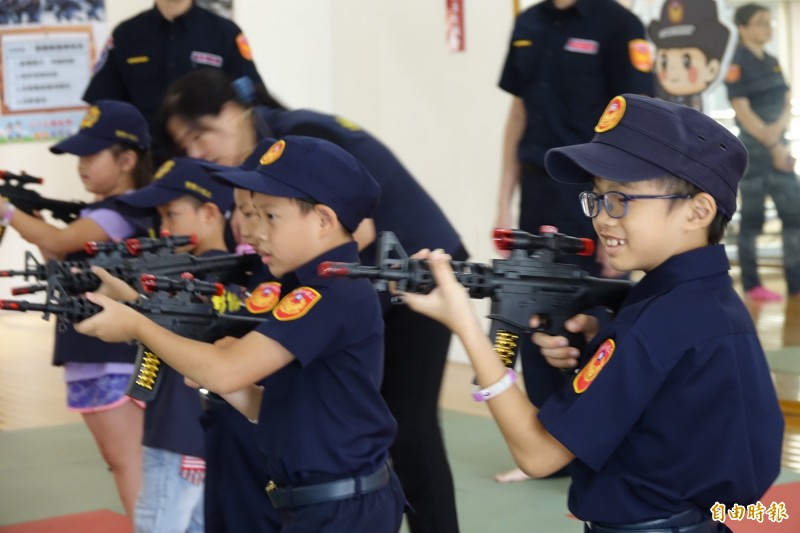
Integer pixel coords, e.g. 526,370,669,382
746,286,783,302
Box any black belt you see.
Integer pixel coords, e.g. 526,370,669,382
586,510,720,533
198,391,228,413
266,464,391,509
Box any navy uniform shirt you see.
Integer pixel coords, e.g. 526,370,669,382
539,245,783,523
254,242,396,485
83,3,262,125
142,249,236,458
725,45,789,147
260,108,466,302
499,0,654,166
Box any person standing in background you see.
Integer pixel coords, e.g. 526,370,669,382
725,2,800,302
493,0,654,483
83,0,263,158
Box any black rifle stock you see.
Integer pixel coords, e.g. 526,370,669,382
0,171,86,238
0,274,264,402
318,229,634,370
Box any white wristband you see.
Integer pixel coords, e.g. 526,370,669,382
1,204,15,226
472,369,517,402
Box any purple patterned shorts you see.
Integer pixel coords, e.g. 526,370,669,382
67,373,142,412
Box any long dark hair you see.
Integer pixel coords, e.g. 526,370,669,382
154,69,286,156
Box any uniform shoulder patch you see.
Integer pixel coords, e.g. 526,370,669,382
628,39,653,73
273,287,321,321
725,64,741,84
245,282,282,314
573,339,615,394
236,33,253,61
93,36,113,74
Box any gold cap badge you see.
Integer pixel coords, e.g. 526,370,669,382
260,140,286,166
81,106,101,129
595,96,626,133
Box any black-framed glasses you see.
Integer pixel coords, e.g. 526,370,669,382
579,191,693,219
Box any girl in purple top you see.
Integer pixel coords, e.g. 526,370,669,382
0,100,153,521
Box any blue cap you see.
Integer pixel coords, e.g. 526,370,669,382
119,157,233,213
544,94,747,220
209,136,380,232
50,100,150,155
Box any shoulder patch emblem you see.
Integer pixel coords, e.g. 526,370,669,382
93,36,113,74
259,140,286,165
274,287,321,321
595,96,626,133
236,33,253,61
573,339,615,394
628,39,653,73
245,282,282,314
725,64,741,83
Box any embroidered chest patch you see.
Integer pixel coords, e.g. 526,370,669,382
573,339,615,394
273,287,321,321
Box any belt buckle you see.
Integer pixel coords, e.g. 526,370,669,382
266,480,278,493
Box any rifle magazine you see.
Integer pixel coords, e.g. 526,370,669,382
126,345,163,402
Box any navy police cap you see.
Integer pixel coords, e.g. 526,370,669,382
50,100,150,155
120,157,233,213
544,94,747,220
210,136,380,232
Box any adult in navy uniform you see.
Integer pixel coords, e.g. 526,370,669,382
159,69,464,533
724,3,800,302
83,0,262,133
492,0,654,482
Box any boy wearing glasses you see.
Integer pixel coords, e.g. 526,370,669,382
400,94,783,532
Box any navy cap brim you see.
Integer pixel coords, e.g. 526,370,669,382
545,142,674,185
118,185,185,208
211,168,313,201
49,132,116,156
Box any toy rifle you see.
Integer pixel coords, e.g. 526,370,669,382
0,170,86,244
0,273,265,401
2,234,260,296
318,228,634,370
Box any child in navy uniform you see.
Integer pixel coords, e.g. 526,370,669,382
76,136,405,532
400,94,783,532
116,157,235,532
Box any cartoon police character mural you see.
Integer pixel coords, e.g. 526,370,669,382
648,0,735,111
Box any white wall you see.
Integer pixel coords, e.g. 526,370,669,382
1,0,518,362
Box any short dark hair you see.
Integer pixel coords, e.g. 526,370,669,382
734,3,769,27
658,175,728,245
